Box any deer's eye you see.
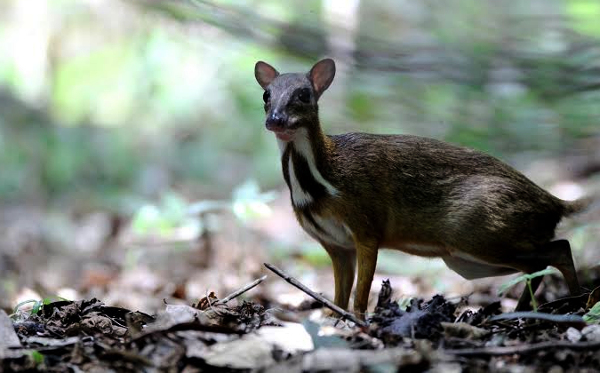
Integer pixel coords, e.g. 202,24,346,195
263,90,270,103
298,88,311,103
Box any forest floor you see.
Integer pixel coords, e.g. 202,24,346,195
1,185,600,372
2,274,600,372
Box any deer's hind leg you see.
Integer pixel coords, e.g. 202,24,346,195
544,239,580,295
512,239,580,310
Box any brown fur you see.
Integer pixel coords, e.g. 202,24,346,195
254,58,585,316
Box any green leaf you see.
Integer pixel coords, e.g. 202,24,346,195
497,268,557,296
32,301,42,315
584,301,600,324
42,296,68,305
29,350,44,365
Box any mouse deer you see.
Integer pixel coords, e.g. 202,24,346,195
255,58,586,317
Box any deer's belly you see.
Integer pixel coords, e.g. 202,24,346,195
442,254,518,279
382,239,449,257
299,213,354,248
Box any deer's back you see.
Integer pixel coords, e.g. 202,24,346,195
327,133,566,250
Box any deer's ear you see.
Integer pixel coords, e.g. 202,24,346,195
255,61,279,89
308,58,335,99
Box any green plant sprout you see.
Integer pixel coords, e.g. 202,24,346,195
29,350,45,366
583,301,600,324
13,299,43,315
397,297,413,311
12,296,68,317
497,268,557,311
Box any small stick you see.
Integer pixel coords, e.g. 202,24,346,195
264,262,367,327
445,340,600,357
215,275,267,305
488,312,585,326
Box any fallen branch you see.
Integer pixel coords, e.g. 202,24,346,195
263,263,367,327
215,275,267,305
445,340,600,357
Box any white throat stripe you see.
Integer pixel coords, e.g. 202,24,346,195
292,129,338,196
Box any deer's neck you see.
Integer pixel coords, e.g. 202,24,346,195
279,126,337,208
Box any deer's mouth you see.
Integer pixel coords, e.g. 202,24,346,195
271,128,295,141
265,114,299,142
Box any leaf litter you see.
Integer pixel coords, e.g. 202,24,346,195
2,274,600,372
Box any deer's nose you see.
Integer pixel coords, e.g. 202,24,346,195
266,111,287,130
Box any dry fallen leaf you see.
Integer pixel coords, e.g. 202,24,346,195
441,322,490,340
203,334,275,369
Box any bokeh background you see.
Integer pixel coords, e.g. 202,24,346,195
1,0,599,313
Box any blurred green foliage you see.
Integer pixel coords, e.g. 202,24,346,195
567,0,600,37
132,192,197,235
0,0,598,206
131,180,274,237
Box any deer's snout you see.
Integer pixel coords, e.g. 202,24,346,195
266,111,288,131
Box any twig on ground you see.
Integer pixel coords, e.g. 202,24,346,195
445,340,600,356
263,263,367,327
214,275,268,305
488,312,585,327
